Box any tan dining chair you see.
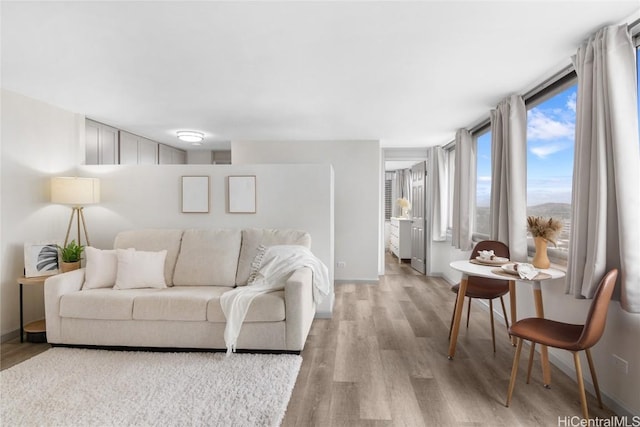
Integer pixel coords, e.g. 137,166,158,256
505,268,618,420
448,240,511,352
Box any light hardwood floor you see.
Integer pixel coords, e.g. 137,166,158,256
1,254,615,426
282,254,615,426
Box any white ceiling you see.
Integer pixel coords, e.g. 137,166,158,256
2,1,639,150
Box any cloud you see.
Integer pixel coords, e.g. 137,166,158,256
527,104,575,159
529,141,572,158
566,92,577,113
527,108,574,142
477,175,491,182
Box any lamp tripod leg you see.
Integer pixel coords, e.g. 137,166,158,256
76,207,81,247
63,208,77,247
78,207,91,247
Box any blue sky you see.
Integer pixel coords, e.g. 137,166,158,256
476,85,577,207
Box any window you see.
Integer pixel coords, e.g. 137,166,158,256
475,129,491,236
526,82,577,254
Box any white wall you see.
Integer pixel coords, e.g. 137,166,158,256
76,163,335,318
430,239,640,416
1,91,335,339
1,90,84,340
233,140,380,282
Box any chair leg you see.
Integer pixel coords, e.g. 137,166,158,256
506,338,524,407
489,299,496,353
585,349,603,409
573,351,590,420
448,295,458,341
466,297,472,329
499,296,510,331
526,342,536,384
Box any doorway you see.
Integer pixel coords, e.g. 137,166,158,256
382,148,429,275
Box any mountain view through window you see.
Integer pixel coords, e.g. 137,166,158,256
474,85,576,251
526,84,577,252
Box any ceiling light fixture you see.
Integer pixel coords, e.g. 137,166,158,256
177,130,204,143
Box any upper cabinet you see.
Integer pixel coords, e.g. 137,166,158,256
85,119,119,165
85,119,185,165
120,131,159,165
138,138,159,164
159,144,186,164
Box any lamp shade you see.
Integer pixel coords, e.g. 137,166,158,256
51,177,100,205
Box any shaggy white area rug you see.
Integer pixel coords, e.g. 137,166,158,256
1,347,302,427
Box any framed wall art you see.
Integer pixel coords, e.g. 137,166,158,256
227,175,256,214
181,176,210,213
24,242,60,278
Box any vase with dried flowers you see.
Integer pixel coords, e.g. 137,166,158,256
526,216,562,269
397,198,411,218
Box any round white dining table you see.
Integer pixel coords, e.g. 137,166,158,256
448,259,565,387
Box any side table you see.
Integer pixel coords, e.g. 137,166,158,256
17,275,49,343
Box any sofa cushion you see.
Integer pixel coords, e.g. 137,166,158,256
60,288,160,320
236,229,311,286
173,229,241,287
83,247,117,289
132,286,232,321
114,249,167,290
114,229,183,286
207,291,286,323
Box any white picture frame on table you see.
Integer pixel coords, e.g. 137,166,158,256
24,242,60,278
227,176,256,214
181,176,210,213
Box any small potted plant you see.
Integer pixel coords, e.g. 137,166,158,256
58,240,84,273
527,216,562,269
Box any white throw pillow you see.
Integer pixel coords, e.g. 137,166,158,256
83,247,118,289
114,248,167,290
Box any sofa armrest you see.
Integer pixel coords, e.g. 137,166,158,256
44,268,85,343
285,267,315,351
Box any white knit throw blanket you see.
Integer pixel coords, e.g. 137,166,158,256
220,245,330,354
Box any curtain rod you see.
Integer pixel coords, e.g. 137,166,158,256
522,64,575,100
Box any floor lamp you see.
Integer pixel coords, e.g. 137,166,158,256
51,177,101,247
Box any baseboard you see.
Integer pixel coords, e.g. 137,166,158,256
314,311,333,319
429,272,455,286
545,350,637,417
1,329,20,343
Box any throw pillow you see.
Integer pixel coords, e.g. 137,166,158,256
114,248,167,290
83,246,118,289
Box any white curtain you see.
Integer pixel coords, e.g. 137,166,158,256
392,169,412,217
566,25,640,312
402,169,412,203
452,129,474,250
489,94,528,262
431,146,447,241
391,169,411,217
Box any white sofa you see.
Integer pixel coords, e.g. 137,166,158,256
44,228,317,352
